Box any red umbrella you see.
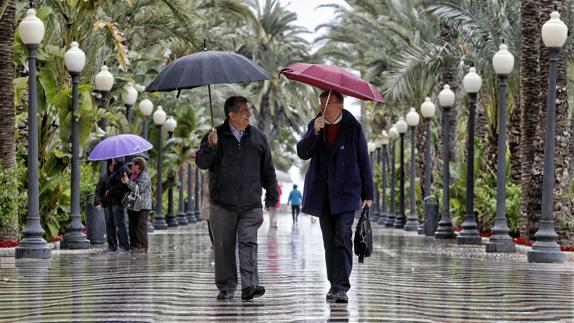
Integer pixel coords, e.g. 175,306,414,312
280,63,384,104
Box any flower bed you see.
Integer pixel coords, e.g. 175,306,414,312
0,240,18,248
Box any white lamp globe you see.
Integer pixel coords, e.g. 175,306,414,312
95,65,114,92
368,141,376,153
64,42,86,73
438,84,455,107
396,116,408,134
381,130,390,145
542,11,568,48
406,107,420,127
121,83,138,106
463,67,482,94
153,106,167,126
19,9,45,45
389,125,400,140
420,97,436,118
139,99,154,116
165,116,177,133
492,43,514,75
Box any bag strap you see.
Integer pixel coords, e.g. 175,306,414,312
362,206,370,218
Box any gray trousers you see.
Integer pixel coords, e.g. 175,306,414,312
210,204,263,292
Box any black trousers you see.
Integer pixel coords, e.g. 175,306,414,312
291,205,300,221
105,205,130,251
128,210,149,251
319,197,355,292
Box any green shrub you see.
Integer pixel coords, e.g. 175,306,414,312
0,165,26,240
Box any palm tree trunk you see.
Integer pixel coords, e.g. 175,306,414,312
508,102,521,184
546,2,573,247
519,0,542,239
0,0,15,169
0,0,17,241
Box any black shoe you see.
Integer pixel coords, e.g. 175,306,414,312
334,290,348,303
103,248,117,253
242,285,265,300
326,287,335,301
216,290,234,300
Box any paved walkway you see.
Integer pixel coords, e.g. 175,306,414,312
1,212,574,322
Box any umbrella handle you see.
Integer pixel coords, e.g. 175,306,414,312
321,90,332,141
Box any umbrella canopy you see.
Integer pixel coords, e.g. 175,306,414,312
275,169,292,183
88,134,153,161
145,51,271,92
145,50,272,128
280,63,384,103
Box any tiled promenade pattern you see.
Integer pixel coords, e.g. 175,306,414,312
1,213,574,322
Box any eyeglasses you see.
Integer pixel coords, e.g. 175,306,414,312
234,108,253,115
321,101,342,107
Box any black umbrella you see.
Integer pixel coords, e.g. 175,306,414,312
145,50,271,127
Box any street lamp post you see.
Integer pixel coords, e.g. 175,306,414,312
121,82,138,126
528,11,568,263
367,141,378,219
176,146,189,226
405,108,420,231
95,65,114,176
458,67,483,245
374,142,382,221
61,42,90,249
186,162,197,223
152,106,168,230
378,131,390,225
385,125,399,227
435,84,456,239
394,117,408,229
139,99,153,140
486,43,516,253
15,8,51,259
420,98,437,236
164,117,179,228
194,165,201,219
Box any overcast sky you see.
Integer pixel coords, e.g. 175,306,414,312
278,0,348,44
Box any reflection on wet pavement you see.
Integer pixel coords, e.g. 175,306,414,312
1,212,574,322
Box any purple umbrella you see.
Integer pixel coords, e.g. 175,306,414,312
88,134,153,161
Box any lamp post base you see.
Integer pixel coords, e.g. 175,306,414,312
153,216,168,230
61,234,90,250
377,212,387,225
384,214,396,228
457,235,482,245
527,247,565,263
194,211,201,221
177,212,189,226
147,219,154,233
485,237,516,253
166,214,179,228
186,212,197,223
404,215,419,231
434,222,455,239
15,239,51,259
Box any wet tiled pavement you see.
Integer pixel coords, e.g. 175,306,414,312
1,212,574,322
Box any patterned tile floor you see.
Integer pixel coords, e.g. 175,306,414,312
1,212,574,322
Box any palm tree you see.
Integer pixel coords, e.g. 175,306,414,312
0,0,15,169
0,0,17,241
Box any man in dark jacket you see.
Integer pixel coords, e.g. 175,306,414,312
297,90,373,303
97,158,131,252
196,96,278,301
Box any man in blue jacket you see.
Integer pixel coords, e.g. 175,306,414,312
287,184,303,222
297,90,373,303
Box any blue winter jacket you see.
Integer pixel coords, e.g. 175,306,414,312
297,109,373,217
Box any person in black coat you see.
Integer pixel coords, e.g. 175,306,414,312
196,96,278,301
97,158,131,252
297,90,374,303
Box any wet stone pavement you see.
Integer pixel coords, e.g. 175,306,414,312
1,212,574,322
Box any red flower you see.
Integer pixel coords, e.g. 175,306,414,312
479,232,493,237
0,240,19,248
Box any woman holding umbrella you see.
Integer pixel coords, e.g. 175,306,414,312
121,157,152,252
101,158,131,252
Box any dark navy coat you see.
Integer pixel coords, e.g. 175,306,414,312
297,109,374,217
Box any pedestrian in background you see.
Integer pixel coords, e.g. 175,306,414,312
287,184,302,222
122,157,152,253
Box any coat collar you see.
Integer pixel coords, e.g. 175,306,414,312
221,119,252,136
